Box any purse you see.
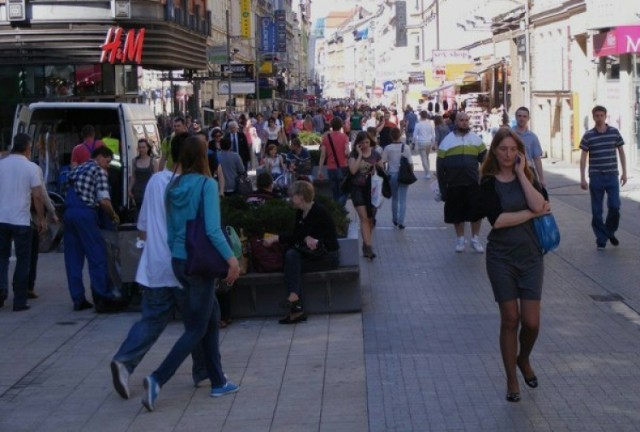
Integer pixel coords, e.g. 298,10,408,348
532,213,560,255
235,174,253,195
249,237,284,272
397,144,417,185
328,133,352,195
185,180,230,279
293,241,328,260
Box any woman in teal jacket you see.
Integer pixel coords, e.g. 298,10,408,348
142,137,240,411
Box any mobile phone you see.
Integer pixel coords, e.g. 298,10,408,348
515,155,521,165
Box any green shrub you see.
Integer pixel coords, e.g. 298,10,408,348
221,193,349,238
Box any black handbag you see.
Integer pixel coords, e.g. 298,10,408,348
398,144,417,185
185,180,230,279
235,174,253,195
293,241,328,260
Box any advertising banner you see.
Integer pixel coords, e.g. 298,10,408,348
275,9,286,53
240,0,251,38
259,16,276,53
593,26,640,56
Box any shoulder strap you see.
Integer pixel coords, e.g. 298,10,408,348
327,133,342,168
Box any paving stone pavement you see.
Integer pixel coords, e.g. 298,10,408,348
2,155,640,431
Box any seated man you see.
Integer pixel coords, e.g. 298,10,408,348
245,172,278,207
286,138,312,178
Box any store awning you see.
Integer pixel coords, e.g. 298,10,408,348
421,82,455,96
464,58,504,76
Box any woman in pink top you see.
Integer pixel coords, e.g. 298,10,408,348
317,117,350,206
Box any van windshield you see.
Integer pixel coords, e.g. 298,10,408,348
29,108,125,215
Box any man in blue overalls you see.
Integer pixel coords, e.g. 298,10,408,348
64,146,123,312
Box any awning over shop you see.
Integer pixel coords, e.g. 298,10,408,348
464,58,504,76
593,26,640,57
422,82,455,96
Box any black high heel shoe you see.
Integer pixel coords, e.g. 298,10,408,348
506,393,521,403
517,361,538,388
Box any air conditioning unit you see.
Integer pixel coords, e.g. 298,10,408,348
112,0,131,19
8,0,26,22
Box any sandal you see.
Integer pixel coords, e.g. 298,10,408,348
218,320,228,329
506,392,521,403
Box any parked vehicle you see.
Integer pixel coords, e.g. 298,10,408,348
12,102,161,223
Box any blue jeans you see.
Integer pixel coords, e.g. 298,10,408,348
589,174,621,246
389,172,409,225
327,168,347,207
112,286,206,380
151,259,225,388
284,248,339,299
0,223,32,307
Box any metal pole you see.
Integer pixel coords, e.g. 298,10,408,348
255,11,261,115
524,0,531,108
435,0,440,50
226,8,233,108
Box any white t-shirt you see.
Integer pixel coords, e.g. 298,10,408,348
382,143,413,173
135,169,180,288
0,154,43,226
413,120,435,145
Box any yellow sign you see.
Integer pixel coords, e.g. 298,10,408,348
445,64,473,83
240,0,251,38
259,60,273,74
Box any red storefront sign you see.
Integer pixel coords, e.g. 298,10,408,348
100,27,145,64
593,26,640,57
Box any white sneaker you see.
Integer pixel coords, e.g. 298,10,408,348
471,236,484,253
455,237,466,253
425,173,432,179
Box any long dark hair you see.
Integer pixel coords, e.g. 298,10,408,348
180,136,211,177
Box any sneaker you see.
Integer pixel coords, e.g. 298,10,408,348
110,360,130,399
142,375,160,412
455,237,466,253
609,235,619,246
211,380,240,398
597,244,606,250
425,173,432,179
471,236,484,253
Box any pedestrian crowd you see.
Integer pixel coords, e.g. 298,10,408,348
0,99,627,409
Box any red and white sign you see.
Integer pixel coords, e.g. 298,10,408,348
100,27,145,64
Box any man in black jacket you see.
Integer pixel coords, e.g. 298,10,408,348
225,121,251,170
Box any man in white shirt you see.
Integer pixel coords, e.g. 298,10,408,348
0,134,47,311
110,133,206,399
412,110,436,179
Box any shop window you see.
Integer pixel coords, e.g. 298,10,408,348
44,65,75,97
103,64,116,94
606,59,620,80
75,65,103,96
124,65,139,94
634,54,640,79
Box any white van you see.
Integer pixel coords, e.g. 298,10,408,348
12,102,161,222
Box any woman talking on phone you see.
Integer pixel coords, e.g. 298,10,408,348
479,127,550,403
349,131,384,259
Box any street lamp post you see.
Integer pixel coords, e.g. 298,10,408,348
226,7,233,108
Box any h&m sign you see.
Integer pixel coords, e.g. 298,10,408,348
100,27,145,64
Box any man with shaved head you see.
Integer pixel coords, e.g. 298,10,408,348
436,111,487,253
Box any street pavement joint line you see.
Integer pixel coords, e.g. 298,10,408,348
0,313,100,400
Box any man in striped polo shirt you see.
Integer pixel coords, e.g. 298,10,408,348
579,105,627,250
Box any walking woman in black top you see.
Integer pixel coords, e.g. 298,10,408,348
479,128,550,403
263,181,340,324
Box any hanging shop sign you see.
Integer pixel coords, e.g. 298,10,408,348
240,0,251,38
275,9,287,52
593,26,640,57
259,16,276,52
100,27,145,64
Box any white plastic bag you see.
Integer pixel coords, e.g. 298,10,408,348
430,180,442,202
371,171,384,208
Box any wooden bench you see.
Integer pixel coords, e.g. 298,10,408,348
230,265,361,318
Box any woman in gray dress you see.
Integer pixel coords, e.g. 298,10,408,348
479,128,550,403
